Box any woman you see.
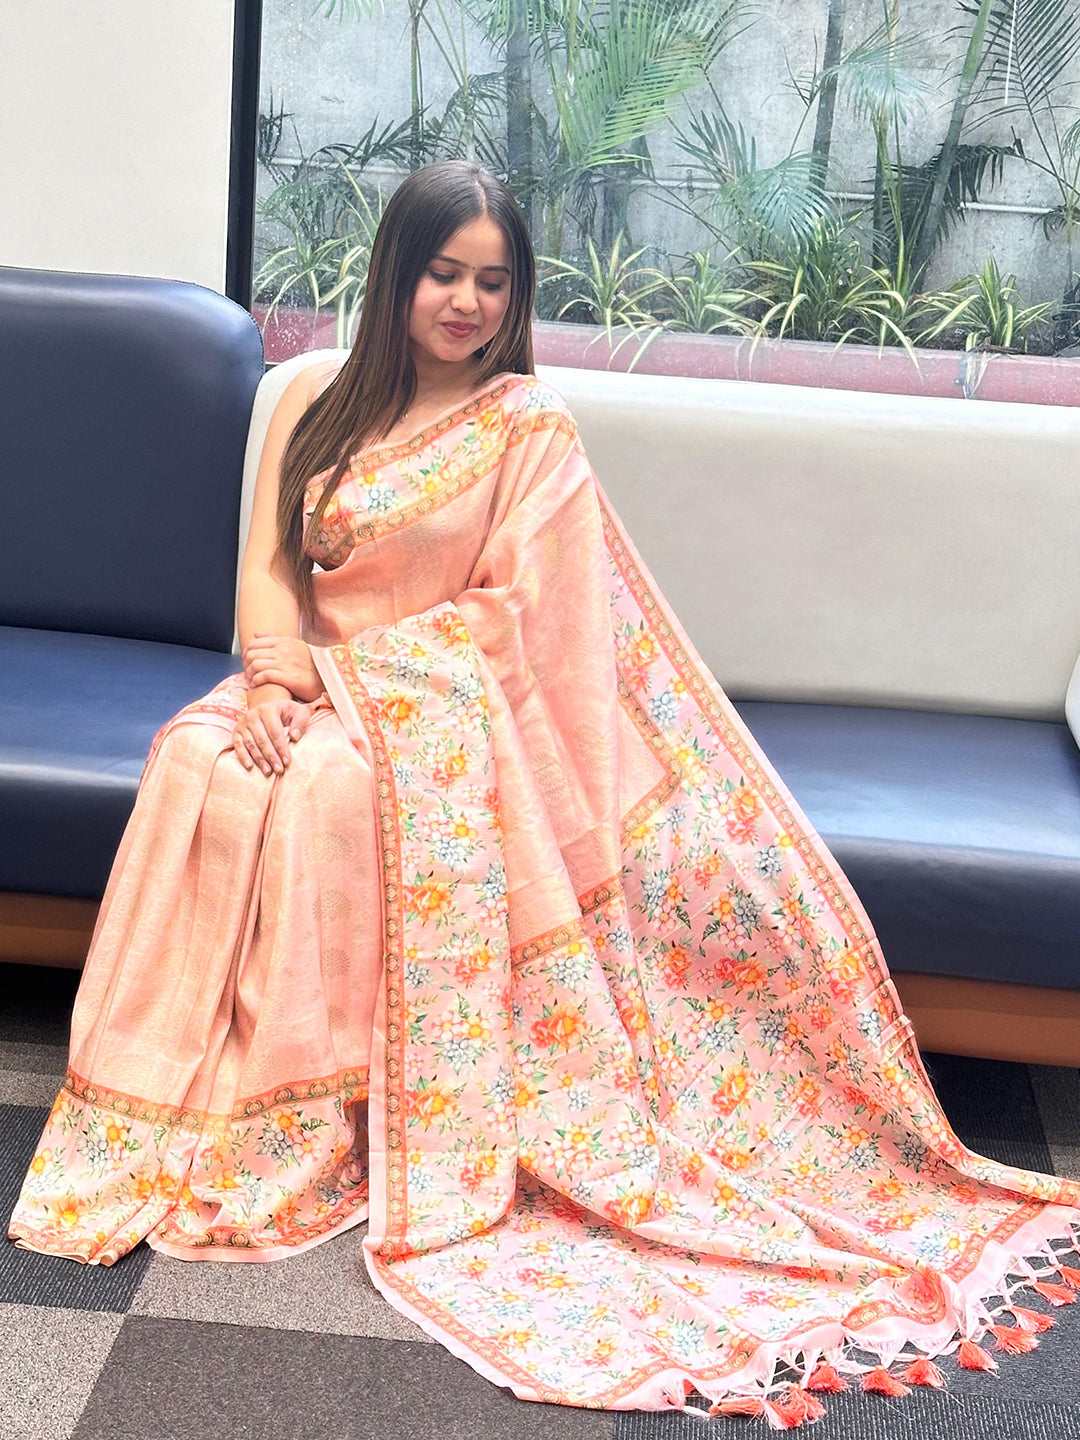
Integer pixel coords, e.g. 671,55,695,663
8,161,1080,1424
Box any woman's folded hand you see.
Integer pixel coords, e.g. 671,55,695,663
243,633,323,702
232,686,322,775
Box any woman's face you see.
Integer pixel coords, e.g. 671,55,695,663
408,215,513,372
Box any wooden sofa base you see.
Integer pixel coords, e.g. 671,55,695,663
2,892,1078,1068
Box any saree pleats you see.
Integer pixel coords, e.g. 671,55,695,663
9,371,1080,1416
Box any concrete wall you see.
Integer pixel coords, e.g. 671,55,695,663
259,0,1074,307
0,1,234,291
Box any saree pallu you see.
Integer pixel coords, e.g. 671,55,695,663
10,371,1080,1424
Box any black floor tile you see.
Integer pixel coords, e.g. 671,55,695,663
0,1104,152,1312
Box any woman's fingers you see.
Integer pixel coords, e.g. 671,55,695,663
255,705,296,770
288,702,319,744
232,730,254,770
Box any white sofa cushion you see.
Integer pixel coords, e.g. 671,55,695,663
238,353,1080,725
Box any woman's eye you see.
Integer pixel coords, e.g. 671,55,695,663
426,268,505,293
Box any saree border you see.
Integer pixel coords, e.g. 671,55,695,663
310,390,578,564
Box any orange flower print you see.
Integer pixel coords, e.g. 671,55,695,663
693,852,721,887
407,877,454,921
680,1151,704,1186
380,692,421,728
432,740,470,788
711,1065,751,1116
530,1001,588,1051
460,1150,498,1193
659,944,691,989
808,1002,835,1031
433,609,472,648
791,1077,821,1116
585,1338,618,1368
824,948,866,1002
604,1189,652,1227
407,1079,458,1125
453,942,498,983
868,1177,903,1202
716,1147,753,1171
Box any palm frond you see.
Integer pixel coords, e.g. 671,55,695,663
810,18,935,126
970,0,1080,115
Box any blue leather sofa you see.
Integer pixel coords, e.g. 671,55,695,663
0,266,262,931
4,277,1079,1069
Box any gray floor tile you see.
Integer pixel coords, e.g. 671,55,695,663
0,1039,68,1073
0,1301,123,1440
70,1316,614,1440
0,1068,64,1107
129,1219,434,1343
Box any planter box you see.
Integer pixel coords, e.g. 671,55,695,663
252,306,1080,407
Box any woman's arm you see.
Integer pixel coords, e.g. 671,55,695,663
230,362,336,774
236,364,332,651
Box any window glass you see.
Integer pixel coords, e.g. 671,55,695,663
255,1,1080,402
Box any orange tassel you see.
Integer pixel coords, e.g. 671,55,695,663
989,1323,1039,1354
1010,1304,1056,1332
713,1395,767,1417
806,1362,849,1393
1030,1281,1076,1306
862,1366,911,1396
1058,1263,1080,1289
957,1339,998,1371
769,1387,827,1427
898,1357,946,1389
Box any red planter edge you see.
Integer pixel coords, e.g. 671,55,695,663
253,306,1080,408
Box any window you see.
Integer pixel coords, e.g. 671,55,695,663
251,0,1080,403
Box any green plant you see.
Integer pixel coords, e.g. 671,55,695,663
913,256,1057,350
745,213,917,354
254,150,387,347
651,250,758,335
537,232,668,366
970,0,1080,310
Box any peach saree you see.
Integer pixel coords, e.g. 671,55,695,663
9,372,1080,1423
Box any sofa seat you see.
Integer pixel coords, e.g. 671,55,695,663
736,701,1080,991
0,626,238,898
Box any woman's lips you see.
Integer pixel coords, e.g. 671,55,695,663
442,322,477,338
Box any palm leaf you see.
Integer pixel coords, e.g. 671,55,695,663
969,0,1080,115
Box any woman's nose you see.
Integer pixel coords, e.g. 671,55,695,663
450,281,479,314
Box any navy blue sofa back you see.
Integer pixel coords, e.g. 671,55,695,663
0,266,264,651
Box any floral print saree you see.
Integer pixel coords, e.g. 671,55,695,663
9,371,1080,1425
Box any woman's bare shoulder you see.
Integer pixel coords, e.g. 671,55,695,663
303,357,347,404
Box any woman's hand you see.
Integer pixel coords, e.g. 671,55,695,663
242,633,322,702
232,685,321,775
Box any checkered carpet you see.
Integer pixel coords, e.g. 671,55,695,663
3,960,1079,1440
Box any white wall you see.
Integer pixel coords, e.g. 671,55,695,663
0,1,234,291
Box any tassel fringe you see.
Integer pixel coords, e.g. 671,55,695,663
957,1339,998,1371
898,1357,946,1388
1029,1280,1076,1306
672,1226,1078,1425
862,1366,911,1397
989,1323,1040,1354
806,1363,848,1393
1010,1304,1055,1332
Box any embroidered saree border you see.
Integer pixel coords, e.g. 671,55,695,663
54,1064,370,1131
310,394,578,564
328,647,410,1253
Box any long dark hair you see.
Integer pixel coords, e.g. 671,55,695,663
275,160,536,617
